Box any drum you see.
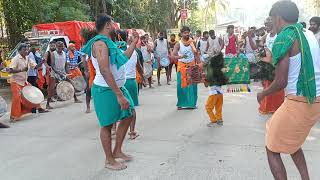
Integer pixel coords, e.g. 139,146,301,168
56,81,75,101
21,86,44,108
0,96,7,117
143,63,153,78
160,57,170,67
70,76,87,92
186,65,205,86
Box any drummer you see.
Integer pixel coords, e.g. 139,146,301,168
154,32,170,86
0,64,10,128
8,43,48,122
172,26,200,110
48,41,82,108
66,43,84,79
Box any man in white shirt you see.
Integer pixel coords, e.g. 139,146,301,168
154,32,170,86
309,16,320,46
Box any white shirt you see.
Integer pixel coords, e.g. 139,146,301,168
27,52,37,77
141,46,152,62
315,31,320,47
53,51,66,73
91,53,126,87
198,39,208,55
178,41,195,63
265,33,277,51
208,86,223,95
286,30,320,96
207,37,222,56
125,50,138,79
155,39,169,58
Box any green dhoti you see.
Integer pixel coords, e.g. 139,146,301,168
124,78,139,106
176,72,198,108
92,83,134,127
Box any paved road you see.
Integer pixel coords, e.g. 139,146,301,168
1,76,320,180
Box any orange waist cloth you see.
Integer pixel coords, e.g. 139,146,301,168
87,59,96,88
178,61,196,88
266,95,320,154
68,68,83,79
136,70,143,83
10,82,33,120
259,80,285,114
37,69,46,90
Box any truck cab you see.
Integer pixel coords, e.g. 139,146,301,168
0,30,70,80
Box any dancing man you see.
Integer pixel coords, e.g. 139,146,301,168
259,17,285,115
82,14,139,170
257,1,320,179
172,26,200,110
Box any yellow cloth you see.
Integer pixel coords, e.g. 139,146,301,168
205,94,223,123
266,95,320,154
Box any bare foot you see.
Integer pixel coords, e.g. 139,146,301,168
9,118,17,123
46,105,54,110
129,132,139,140
158,82,161,86
0,122,10,128
38,108,50,113
74,100,83,103
105,160,127,171
113,152,133,162
167,82,171,85
85,109,91,113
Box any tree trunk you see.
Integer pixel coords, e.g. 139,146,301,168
101,0,107,13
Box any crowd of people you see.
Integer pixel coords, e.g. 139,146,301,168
1,0,320,178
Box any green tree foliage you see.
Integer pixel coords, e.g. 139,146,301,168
2,0,91,47
1,0,199,47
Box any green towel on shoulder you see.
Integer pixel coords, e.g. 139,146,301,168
272,23,316,104
82,34,128,69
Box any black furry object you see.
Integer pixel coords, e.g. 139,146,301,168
204,53,228,86
255,61,275,81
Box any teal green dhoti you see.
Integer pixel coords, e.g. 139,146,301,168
176,72,198,108
124,78,139,106
91,83,134,127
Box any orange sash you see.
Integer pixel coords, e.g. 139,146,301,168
68,68,83,79
87,58,96,88
178,61,196,88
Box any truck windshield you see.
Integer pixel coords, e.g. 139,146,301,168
8,38,50,59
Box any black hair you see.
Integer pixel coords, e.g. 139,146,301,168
170,34,176,37
300,22,307,28
206,53,228,86
49,41,56,44
69,40,76,44
269,0,299,23
116,29,128,42
180,26,191,33
209,30,215,36
203,31,209,36
227,25,234,30
196,30,201,34
96,13,113,32
18,43,28,51
310,16,320,26
80,28,98,44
